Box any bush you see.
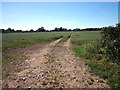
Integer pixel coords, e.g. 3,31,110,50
101,24,120,64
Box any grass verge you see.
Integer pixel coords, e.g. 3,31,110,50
72,42,120,89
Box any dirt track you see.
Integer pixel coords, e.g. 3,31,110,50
2,38,110,88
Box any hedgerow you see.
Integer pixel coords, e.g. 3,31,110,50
101,24,120,64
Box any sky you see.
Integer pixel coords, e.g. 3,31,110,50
2,2,118,30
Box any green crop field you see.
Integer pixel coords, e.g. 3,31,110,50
2,31,101,50
2,32,71,50
71,31,101,45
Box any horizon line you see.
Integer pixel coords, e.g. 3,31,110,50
1,24,117,31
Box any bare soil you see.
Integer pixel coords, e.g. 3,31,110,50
2,38,110,88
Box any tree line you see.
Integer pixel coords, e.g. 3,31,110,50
0,26,101,33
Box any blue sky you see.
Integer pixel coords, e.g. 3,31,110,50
2,2,118,30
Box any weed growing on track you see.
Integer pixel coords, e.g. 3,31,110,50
87,80,93,85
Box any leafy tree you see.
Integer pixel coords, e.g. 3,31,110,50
30,29,34,32
6,28,15,33
37,27,46,32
